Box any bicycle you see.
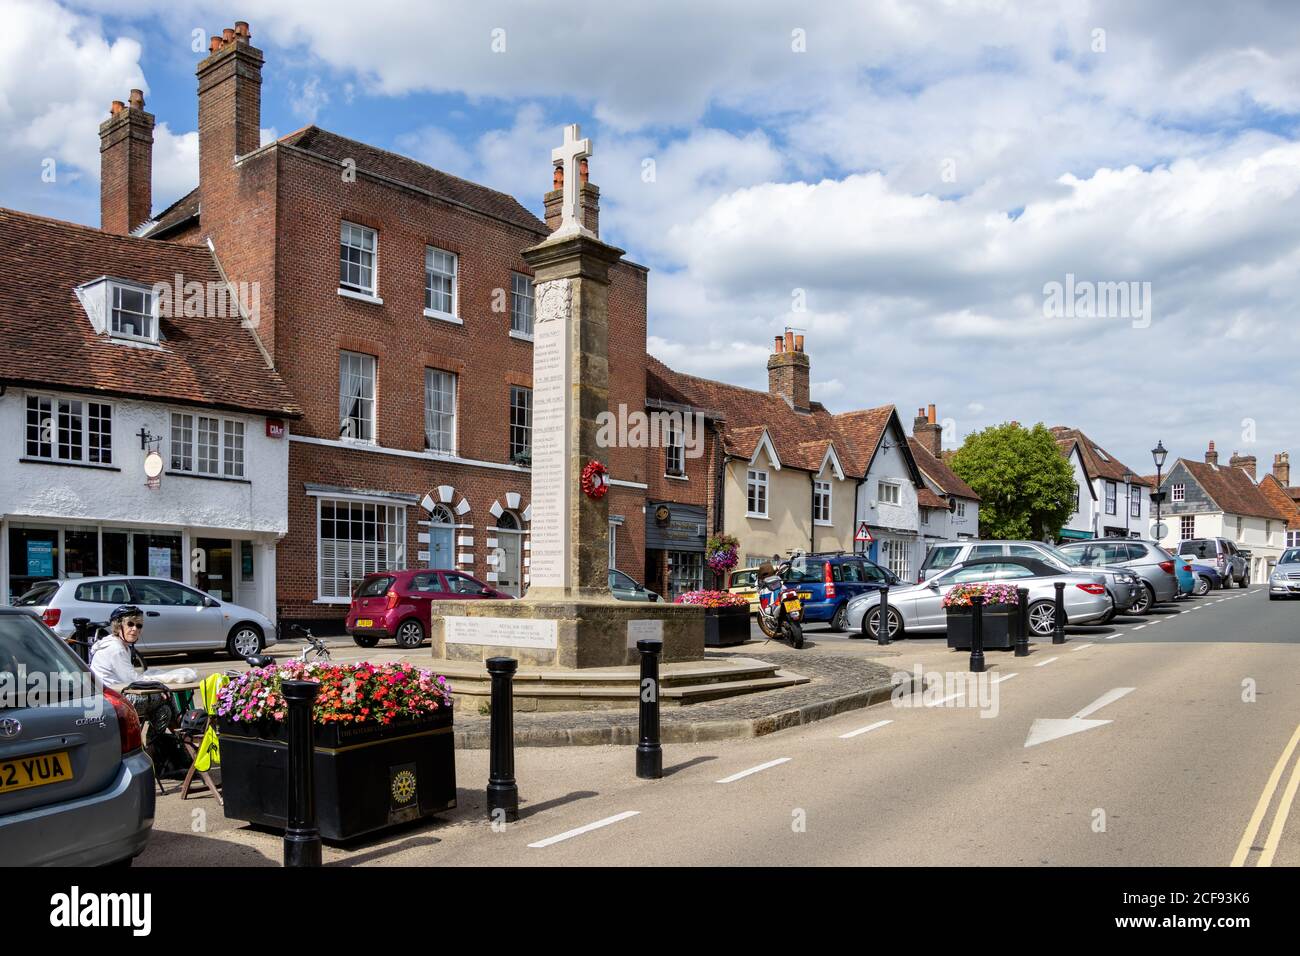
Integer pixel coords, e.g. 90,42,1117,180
290,623,332,662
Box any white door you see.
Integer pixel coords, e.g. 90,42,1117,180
495,512,523,596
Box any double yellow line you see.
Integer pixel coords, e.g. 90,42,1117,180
1232,723,1300,867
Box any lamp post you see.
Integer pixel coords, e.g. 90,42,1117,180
1151,440,1168,542
1122,471,1135,537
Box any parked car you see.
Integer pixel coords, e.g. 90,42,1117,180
0,607,154,865
346,569,513,648
12,576,277,659
1190,562,1222,596
1176,537,1250,588
784,552,900,631
918,539,1140,621
1267,548,1300,600
845,555,1112,640
727,567,761,613
1173,555,1196,597
609,569,662,602
1055,538,1179,612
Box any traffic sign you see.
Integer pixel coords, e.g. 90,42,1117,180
855,522,873,543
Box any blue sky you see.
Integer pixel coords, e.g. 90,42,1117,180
6,0,1300,486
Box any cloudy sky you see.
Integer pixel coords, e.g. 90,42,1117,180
5,0,1300,480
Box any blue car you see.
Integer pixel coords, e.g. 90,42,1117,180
1189,563,1222,595
1173,555,1196,596
783,553,900,631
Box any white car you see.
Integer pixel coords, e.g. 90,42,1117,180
12,575,276,658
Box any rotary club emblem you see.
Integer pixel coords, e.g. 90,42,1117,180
391,769,417,805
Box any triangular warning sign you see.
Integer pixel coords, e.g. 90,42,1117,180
855,522,873,543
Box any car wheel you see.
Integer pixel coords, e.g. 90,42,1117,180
352,632,380,648
1194,575,1211,597
226,624,263,659
828,603,848,632
394,619,426,649
1098,607,1115,625
1130,582,1154,614
1027,601,1058,637
866,607,903,641
1243,574,1251,589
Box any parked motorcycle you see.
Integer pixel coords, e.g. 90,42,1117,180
756,561,805,649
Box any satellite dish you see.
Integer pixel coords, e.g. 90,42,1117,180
143,450,164,479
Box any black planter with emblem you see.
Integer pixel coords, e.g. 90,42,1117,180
703,605,751,647
217,707,455,841
945,604,1020,650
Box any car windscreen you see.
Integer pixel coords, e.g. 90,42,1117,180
1279,549,1300,564
1178,539,1217,558
0,614,93,710
921,546,961,571
784,560,825,584
729,570,757,588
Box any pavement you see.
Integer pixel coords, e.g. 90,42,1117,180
137,586,1300,866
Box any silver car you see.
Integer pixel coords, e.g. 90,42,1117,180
846,555,1112,639
1267,548,1300,600
1055,539,1179,611
0,608,154,865
13,576,277,659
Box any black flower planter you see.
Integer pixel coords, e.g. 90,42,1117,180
217,708,456,842
945,604,1021,650
704,605,751,647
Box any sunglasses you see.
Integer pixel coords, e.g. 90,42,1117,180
122,621,144,630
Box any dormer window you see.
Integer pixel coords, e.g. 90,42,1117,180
111,283,156,342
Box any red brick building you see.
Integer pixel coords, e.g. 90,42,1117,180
114,21,659,628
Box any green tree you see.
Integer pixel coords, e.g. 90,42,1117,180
949,422,1076,540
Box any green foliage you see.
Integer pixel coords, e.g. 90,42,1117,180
949,422,1076,540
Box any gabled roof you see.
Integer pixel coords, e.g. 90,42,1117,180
907,438,981,501
1258,474,1300,530
281,127,548,235
138,187,200,239
0,207,300,418
917,487,949,509
1168,458,1291,521
1051,426,1142,483
647,357,859,474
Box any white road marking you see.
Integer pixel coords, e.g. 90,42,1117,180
840,719,892,739
992,672,1018,683
1071,643,1094,652
528,811,640,848
1105,633,1119,639
1034,656,1059,667
1024,687,1136,748
1075,687,1137,718
1133,624,1147,630
716,757,792,784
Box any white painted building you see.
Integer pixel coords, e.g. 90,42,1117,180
1052,426,1152,542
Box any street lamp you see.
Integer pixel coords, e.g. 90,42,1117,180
1151,440,1168,541
1122,471,1135,537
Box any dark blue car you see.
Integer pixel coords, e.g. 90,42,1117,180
784,553,900,631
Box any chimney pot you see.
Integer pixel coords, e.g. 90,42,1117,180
128,89,144,109
579,157,589,184
223,28,235,42
110,100,124,115
552,162,562,190
209,35,222,52
234,21,250,37
784,330,795,353
927,403,936,424
794,334,804,352
773,335,784,353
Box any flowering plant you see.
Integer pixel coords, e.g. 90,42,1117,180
674,589,749,609
705,533,740,576
941,582,1022,609
216,659,453,726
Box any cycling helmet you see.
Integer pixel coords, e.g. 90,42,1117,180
109,604,144,624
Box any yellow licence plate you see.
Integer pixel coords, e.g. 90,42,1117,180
798,592,813,600
357,619,374,628
0,750,74,794
739,592,756,601
783,599,802,613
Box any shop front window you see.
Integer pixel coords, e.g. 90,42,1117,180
7,526,59,603
668,551,704,600
131,532,182,581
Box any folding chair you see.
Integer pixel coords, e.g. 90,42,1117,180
179,673,229,805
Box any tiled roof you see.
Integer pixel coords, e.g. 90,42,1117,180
907,438,981,501
833,406,895,474
917,487,949,509
646,357,861,473
0,208,300,418
138,187,200,239
1258,474,1300,530
1172,458,1291,521
1051,426,1142,483
281,127,548,235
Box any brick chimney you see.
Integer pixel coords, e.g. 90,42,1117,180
1274,452,1291,487
99,89,154,234
912,403,942,458
767,330,810,412
197,21,263,202
544,157,600,236
1205,441,1219,466
1229,451,1257,481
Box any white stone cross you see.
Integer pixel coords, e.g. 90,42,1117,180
551,123,591,236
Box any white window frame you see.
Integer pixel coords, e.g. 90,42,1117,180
509,386,532,463
169,411,246,478
665,422,685,478
1171,483,1185,502
1105,480,1117,515
339,222,377,297
24,393,113,466
510,272,535,338
746,469,769,518
879,538,911,580
1129,485,1141,519
316,496,407,602
339,351,377,443
877,480,901,506
424,369,457,455
108,281,159,344
1180,515,1195,540
813,479,832,525
956,500,967,518
424,246,458,322
1287,530,1300,548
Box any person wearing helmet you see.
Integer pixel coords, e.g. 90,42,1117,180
90,605,176,749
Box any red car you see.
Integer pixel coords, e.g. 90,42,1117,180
346,569,514,648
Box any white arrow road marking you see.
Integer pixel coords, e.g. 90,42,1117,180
840,719,892,739
716,757,791,783
528,811,640,848
1033,656,1059,667
1024,687,1136,748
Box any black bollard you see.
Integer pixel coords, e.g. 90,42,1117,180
876,586,891,645
485,657,519,822
282,679,321,868
969,594,986,673
1053,581,1067,644
70,618,91,665
636,638,663,779
1014,587,1030,656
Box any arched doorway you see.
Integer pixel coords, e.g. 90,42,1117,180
495,511,524,596
428,504,454,569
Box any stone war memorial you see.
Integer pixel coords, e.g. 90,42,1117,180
425,125,804,710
